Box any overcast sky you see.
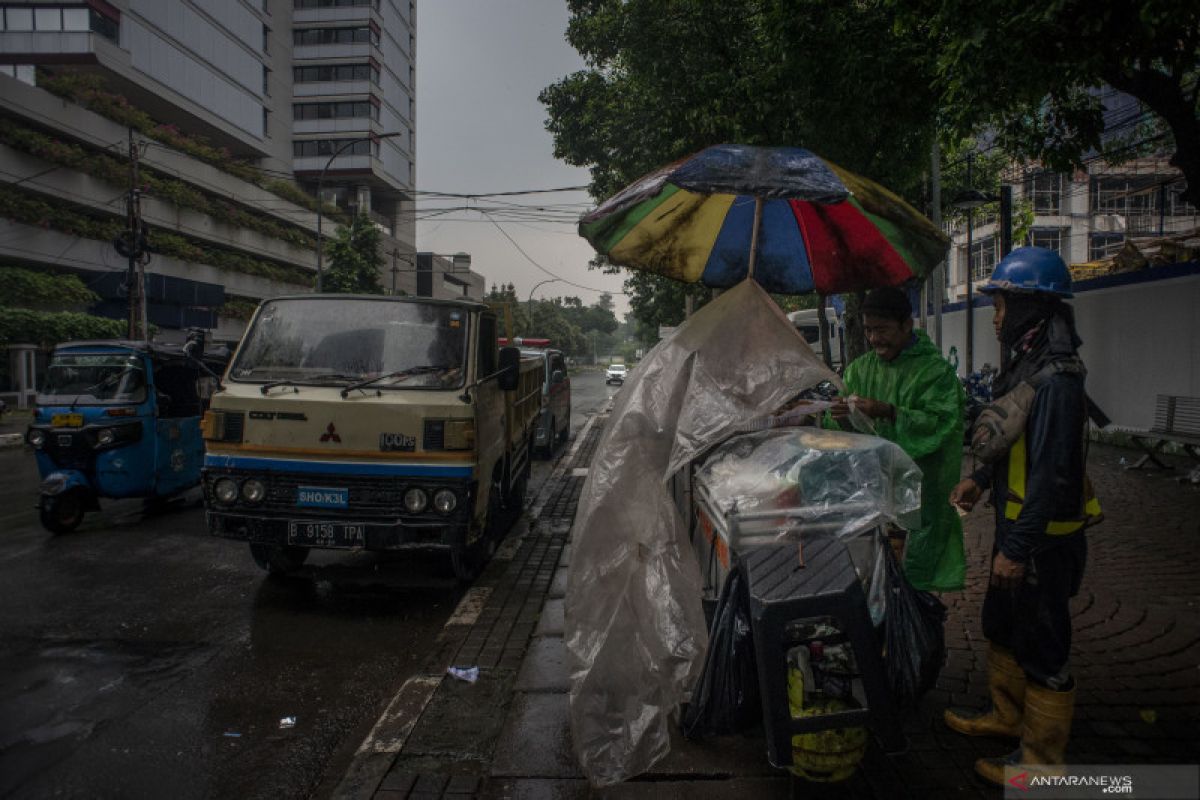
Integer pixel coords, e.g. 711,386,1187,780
415,0,630,315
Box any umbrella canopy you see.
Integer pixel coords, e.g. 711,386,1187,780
579,144,949,295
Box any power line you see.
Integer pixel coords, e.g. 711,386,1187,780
480,211,626,296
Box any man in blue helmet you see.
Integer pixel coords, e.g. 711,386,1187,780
946,247,1100,785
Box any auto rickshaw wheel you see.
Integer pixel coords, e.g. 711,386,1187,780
249,544,310,578
40,488,87,534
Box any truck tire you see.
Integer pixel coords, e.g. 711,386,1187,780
450,477,503,582
250,544,309,578
558,408,571,443
541,417,556,458
40,488,86,534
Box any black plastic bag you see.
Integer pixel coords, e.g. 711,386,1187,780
882,549,946,708
682,569,762,738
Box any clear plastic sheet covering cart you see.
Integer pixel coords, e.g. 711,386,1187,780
694,428,924,628
695,428,923,542
565,280,838,786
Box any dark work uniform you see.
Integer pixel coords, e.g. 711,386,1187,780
970,359,1089,690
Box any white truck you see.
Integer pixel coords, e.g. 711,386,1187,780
201,295,544,580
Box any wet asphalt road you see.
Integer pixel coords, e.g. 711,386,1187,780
0,371,616,799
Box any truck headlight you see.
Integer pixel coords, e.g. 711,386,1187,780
403,487,428,513
27,429,46,448
213,477,239,505
96,428,116,446
242,478,266,504
433,489,457,514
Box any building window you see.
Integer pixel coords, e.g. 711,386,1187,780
1027,172,1063,215
292,63,378,83
0,63,36,85
262,65,270,95
2,7,33,30
262,24,270,54
960,236,997,283
0,6,118,41
294,0,377,8
1091,176,1160,215
293,138,375,158
1029,228,1066,260
293,26,376,46
293,101,378,121
1088,233,1124,260
262,108,270,137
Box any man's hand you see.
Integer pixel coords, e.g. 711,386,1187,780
989,552,1026,590
949,478,982,512
840,395,895,421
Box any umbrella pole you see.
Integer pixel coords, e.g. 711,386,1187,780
746,196,764,279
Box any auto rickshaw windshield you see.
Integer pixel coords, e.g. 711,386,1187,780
230,298,469,389
38,353,147,405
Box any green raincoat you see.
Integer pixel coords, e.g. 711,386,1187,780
834,329,965,591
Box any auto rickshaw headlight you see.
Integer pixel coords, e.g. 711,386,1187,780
27,429,46,448
242,478,266,504
213,477,239,505
433,489,457,514
403,487,428,513
96,428,116,446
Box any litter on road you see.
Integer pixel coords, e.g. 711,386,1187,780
447,666,479,683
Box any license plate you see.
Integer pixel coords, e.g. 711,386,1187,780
288,521,368,548
51,413,84,427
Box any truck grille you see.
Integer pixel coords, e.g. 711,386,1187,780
205,468,473,520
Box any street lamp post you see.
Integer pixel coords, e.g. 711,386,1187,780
314,131,404,292
527,278,560,334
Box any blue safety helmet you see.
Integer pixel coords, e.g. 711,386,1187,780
979,246,1073,298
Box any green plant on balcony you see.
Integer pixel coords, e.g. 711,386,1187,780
219,296,261,321
0,118,319,251
0,186,313,287
0,307,128,346
37,69,349,224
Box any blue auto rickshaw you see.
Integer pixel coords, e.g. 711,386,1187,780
25,333,229,533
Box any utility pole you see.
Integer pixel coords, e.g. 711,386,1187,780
118,127,148,342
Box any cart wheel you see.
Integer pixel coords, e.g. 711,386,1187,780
40,488,86,534
249,544,309,577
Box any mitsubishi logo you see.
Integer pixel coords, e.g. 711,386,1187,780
319,422,341,443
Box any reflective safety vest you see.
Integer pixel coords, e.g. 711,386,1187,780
1004,433,1103,535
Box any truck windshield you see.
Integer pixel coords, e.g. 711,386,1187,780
38,353,147,405
230,298,469,389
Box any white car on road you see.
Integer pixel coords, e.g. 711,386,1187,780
605,364,627,384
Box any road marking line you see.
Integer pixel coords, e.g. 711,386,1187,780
446,586,491,626
355,674,442,755
571,468,589,477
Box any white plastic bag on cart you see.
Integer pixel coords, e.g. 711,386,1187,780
565,280,837,787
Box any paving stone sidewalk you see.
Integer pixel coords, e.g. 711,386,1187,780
342,412,1200,799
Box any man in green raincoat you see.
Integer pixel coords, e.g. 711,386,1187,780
829,287,965,591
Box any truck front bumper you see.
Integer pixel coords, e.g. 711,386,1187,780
207,511,466,551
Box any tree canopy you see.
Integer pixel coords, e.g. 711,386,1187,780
485,283,621,358
893,0,1200,205
542,0,1199,339
541,0,942,339
322,213,384,294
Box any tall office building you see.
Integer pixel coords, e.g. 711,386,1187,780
0,0,475,368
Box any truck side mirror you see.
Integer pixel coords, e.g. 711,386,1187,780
498,346,520,391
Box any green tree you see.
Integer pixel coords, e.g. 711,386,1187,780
541,0,942,338
893,0,1200,205
323,213,383,294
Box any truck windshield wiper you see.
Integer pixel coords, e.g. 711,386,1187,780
261,373,363,395
340,366,450,398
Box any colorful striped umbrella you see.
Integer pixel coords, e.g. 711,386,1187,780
579,144,949,295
